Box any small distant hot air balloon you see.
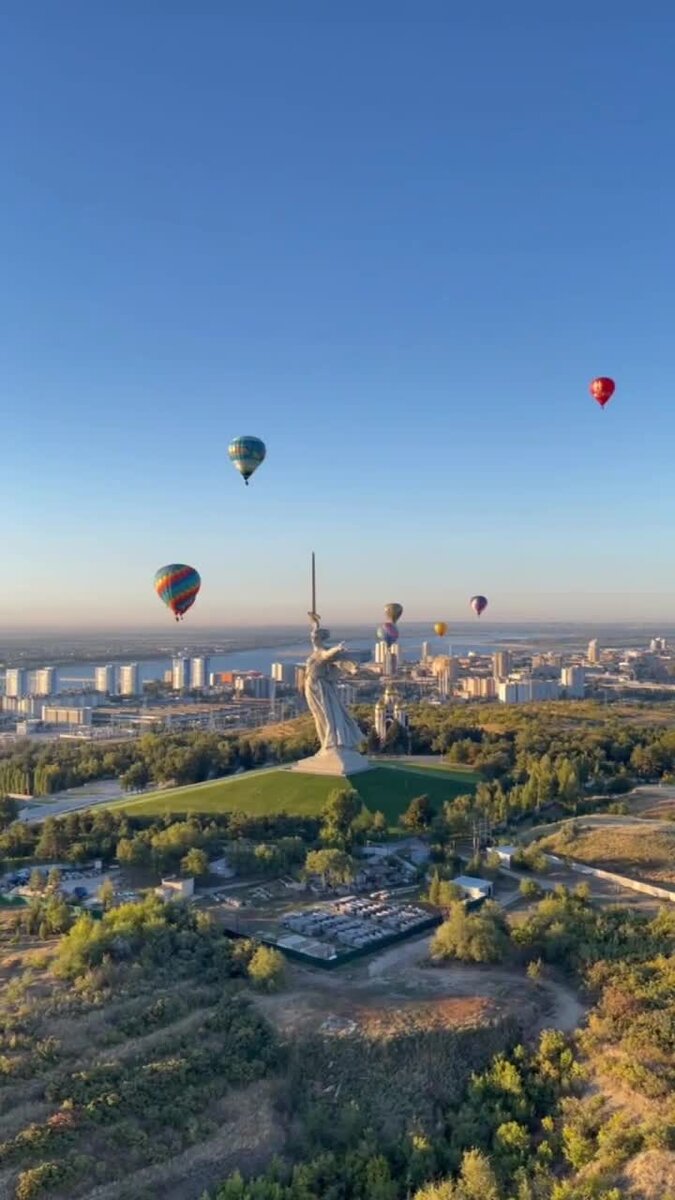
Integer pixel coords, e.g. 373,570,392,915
377,621,399,647
384,602,403,624
434,621,448,637
228,436,266,485
154,564,201,622
589,377,615,409
470,595,488,618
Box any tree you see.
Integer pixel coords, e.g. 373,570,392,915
247,944,285,991
181,847,209,879
120,762,150,793
431,901,509,964
304,848,355,889
46,867,62,892
401,794,434,833
98,878,115,911
520,878,543,900
456,1149,500,1200
371,810,388,839
29,867,44,894
320,787,362,845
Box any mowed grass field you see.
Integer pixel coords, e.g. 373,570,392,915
111,763,479,825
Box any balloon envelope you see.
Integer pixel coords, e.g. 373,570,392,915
384,602,403,623
228,436,266,484
470,595,488,617
377,621,399,647
589,377,615,408
434,621,448,637
155,564,201,621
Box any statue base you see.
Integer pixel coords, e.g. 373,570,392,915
290,748,373,777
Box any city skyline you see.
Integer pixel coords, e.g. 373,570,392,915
6,5,675,626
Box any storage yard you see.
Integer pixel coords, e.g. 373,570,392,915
268,895,439,964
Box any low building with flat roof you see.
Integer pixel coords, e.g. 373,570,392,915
453,875,494,901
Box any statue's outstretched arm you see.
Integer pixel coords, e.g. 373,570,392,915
324,642,346,662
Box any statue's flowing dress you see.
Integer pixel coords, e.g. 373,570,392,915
304,651,363,751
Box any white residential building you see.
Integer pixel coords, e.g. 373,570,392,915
119,664,140,696
94,665,115,695
5,669,27,699
560,666,586,699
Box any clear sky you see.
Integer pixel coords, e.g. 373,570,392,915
3,1,675,628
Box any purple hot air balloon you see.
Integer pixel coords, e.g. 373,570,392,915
377,621,399,647
470,595,488,618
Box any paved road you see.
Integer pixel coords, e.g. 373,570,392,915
18,764,283,824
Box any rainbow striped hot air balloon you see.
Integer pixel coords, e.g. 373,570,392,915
228,436,266,485
154,564,201,621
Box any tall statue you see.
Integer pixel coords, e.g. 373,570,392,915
292,555,372,776
304,616,363,753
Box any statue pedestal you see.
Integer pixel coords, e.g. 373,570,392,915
290,748,372,777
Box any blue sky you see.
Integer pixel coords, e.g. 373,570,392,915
3,1,675,627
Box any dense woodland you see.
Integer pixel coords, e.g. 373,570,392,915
3,701,675,803
0,702,674,1196
0,886,672,1199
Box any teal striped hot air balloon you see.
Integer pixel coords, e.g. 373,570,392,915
228,436,266,485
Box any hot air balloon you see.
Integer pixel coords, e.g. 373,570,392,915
228,436,266,485
434,621,448,637
377,621,399,647
384,603,403,624
589,377,615,409
470,595,488,618
154,564,201,621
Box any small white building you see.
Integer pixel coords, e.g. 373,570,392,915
493,846,518,868
156,876,194,901
453,875,493,901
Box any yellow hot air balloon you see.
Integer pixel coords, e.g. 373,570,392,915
433,621,448,637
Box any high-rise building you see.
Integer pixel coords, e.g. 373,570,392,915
235,672,271,698
32,668,55,697
498,678,560,704
587,639,599,664
271,662,296,685
560,666,585,698
463,676,497,699
5,669,27,699
190,657,208,689
421,641,430,663
119,664,140,696
171,658,191,690
94,665,115,695
294,665,306,692
650,637,667,653
493,651,511,680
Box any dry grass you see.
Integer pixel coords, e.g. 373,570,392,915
622,1149,675,1199
539,823,675,886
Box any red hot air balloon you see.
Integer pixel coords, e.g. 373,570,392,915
470,595,488,617
590,377,615,409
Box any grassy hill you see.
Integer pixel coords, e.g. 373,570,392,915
112,762,479,824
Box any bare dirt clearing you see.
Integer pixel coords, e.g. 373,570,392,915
254,932,586,1040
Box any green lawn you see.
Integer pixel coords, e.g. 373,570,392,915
111,763,477,825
